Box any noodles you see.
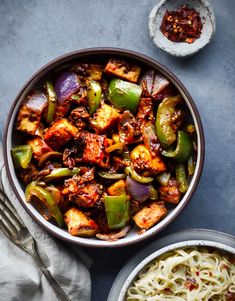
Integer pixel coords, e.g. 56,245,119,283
126,247,235,301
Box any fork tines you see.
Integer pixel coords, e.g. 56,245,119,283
0,189,25,240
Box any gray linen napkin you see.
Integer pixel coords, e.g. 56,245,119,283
0,143,91,301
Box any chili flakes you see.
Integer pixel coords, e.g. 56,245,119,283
161,5,203,44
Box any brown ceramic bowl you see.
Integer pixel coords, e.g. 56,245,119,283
3,48,205,247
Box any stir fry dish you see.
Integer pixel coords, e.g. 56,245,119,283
12,57,196,241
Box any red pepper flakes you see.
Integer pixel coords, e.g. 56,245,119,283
161,5,203,44
184,278,199,291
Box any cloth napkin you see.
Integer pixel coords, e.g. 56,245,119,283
0,143,91,301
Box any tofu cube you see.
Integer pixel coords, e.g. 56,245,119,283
91,103,120,133
104,58,141,83
44,118,78,150
73,63,103,81
130,144,166,176
133,202,167,230
16,92,48,135
27,137,52,161
81,132,110,168
64,208,98,237
159,178,181,204
107,180,126,196
70,182,103,208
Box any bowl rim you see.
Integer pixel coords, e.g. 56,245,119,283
148,0,216,57
3,47,205,247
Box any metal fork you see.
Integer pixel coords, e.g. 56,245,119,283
0,169,71,301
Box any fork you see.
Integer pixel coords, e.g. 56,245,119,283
0,169,71,301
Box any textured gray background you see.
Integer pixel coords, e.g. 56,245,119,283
0,1,234,300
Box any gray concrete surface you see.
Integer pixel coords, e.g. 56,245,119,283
0,1,234,300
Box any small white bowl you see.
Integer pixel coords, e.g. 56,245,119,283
118,240,235,301
107,229,235,300
149,0,216,57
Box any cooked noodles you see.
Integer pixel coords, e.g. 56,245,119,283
126,247,235,301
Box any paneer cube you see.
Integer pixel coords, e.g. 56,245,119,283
72,63,103,81
69,182,103,208
16,92,48,135
159,178,181,204
44,118,78,150
64,208,98,237
133,202,167,230
107,180,126,196
81,132,110,168
91,103,120,133
130,144,166,176
27,137,52,161
104,58,141,83
152,72,170,98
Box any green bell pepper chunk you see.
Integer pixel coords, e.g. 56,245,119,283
108,79,142,114
104,195,129,230
156,96,181,148
11,145,33,169
25,181,37,201
87,80,102,115
124,166,153,184
45,81,57,123
98,171,126,180
43,167,80,181
162,131,193,163
149,185,158,200
25,183,64,227
175,163,188,193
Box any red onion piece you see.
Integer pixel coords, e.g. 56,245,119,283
119,111,141,144
152,72,169,98
55,72,80,104
126,176,150,202
96,225,131,241
25,92,48,114
140,69,155,96
141,123,161,156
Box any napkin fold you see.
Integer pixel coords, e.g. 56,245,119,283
0,143,91,301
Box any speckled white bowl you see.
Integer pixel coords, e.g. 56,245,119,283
149,0,216,56
118,241,235,301
107,229,235,301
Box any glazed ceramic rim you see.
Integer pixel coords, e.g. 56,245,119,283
148,0,216,57
118,239,235,300
3,47,205,247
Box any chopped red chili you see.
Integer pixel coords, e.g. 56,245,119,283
185,278,198,291
161,5,203,44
